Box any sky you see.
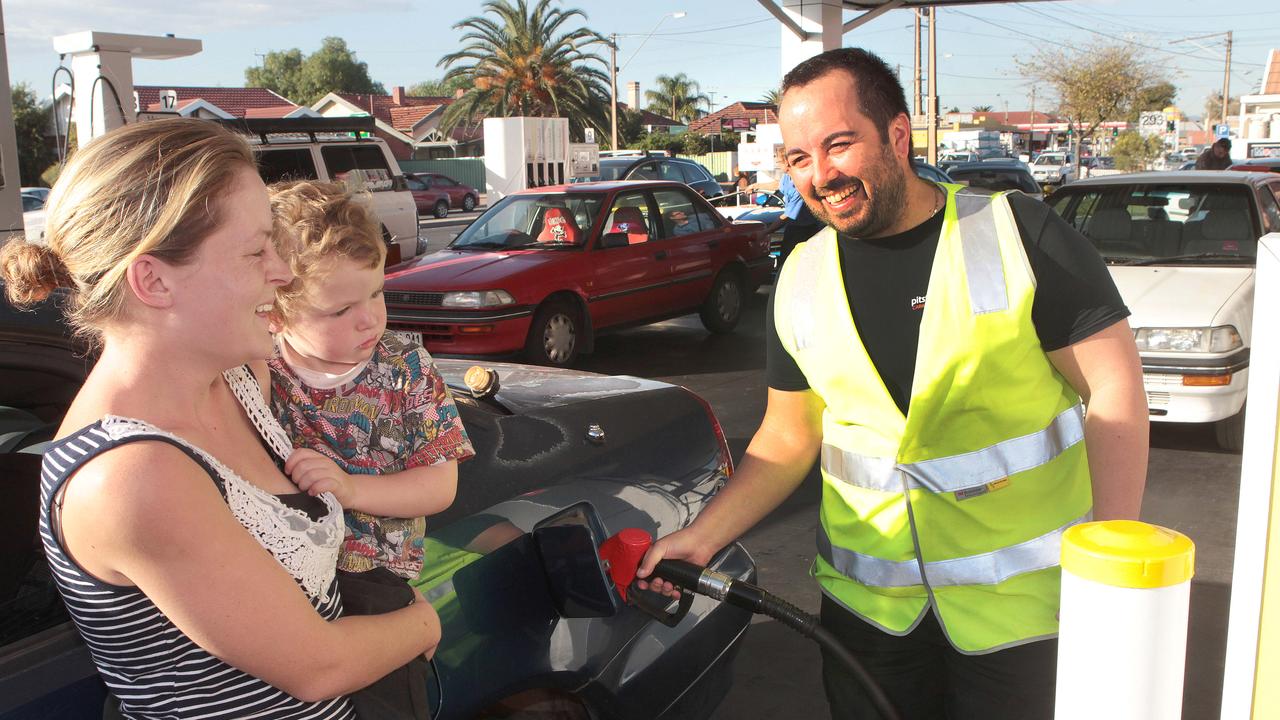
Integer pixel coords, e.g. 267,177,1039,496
3,0,1276,122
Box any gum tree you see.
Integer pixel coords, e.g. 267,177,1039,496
1019,41,1166,176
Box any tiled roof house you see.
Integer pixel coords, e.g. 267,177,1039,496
133,86,313,120
312,87,481,159
686,102,778,135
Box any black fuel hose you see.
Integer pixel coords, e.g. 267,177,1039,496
654,559,901,720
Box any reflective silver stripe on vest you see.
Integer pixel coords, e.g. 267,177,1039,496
822,404,1085,495
784,232,828,351
902,404,1085,493
821,444,902,493
817,512,1090,588
954,189,1009,315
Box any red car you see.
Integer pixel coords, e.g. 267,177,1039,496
1228,158,1280,174
404,174,454,218
384,181,773,365
408,172,481,213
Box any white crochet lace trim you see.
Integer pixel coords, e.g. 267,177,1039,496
223,366,297,462
100,382,342,602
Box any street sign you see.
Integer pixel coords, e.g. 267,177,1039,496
584,127,595,144
1139,111,1165,137
1215,124,1231,139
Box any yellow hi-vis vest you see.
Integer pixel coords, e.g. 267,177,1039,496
773,184,1093,654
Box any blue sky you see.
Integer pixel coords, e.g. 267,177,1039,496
4,0,1276,121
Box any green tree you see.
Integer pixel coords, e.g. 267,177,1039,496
759,88,780,105
245,37,385,105
971,105,994,112
617,108,645,147
1019,41,1164,177
1111,131,1165,171
438,0,612,142
645,73,709,124
408,76,472,97
12,83,56,186
680,132,710,156
1125,80,1178,123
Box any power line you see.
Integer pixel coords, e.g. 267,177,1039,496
1016,5,1264,68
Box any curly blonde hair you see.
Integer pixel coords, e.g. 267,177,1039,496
0,118,256,343
268,180,385,326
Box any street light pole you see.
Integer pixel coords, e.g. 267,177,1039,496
926,7,937,164
611,12,686,150
610,33,618,151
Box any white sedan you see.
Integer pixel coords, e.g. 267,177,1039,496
1047,171,1280,450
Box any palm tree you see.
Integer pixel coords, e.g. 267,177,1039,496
971,105,994,112
437,0,612,140
759,88,781,105
646,73,710,124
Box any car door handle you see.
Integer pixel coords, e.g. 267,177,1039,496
654,250,669,260
707,239,720,249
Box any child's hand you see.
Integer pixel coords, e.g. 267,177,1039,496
284,448,357,508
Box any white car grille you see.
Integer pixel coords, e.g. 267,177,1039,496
1146,390,1171,408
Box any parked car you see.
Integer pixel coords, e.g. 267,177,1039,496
572,156,725,200
1178,160,1198,171
19,194,45,242
0,288,755,720
18,188,48,204
1228,158,1280,174
1082,156,1122,178
405,173,455,219
410,172,481,212
1030,151,1076,187
1046,170,1280,449
218,117,424,263
945,159,1043,201
937,150,980,172
383,180,773,366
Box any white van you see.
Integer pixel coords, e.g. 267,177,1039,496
222,117,423,263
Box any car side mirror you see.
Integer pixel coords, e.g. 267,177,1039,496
600,232,629,248
392,175,408,192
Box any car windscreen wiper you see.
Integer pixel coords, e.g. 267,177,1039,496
504,242,579,250
1124,253,1250,266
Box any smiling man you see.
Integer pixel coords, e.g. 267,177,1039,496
639,48,1149,719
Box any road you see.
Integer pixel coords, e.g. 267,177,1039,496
417,212,1240,720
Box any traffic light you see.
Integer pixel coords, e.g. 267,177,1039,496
1112,127,1119,138
1066,126,1074,137
1166,120,1176,132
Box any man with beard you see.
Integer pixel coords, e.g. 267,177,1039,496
638,48,1149,719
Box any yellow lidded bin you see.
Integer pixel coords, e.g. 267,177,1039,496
1055,520,1196,720
1060,520,1195,589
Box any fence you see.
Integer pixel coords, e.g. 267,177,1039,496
676,151,737,181
399,158,486,191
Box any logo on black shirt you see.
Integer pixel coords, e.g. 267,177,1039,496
910,295,926,311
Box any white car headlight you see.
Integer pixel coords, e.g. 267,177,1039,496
1133,326,1242,353
441,290,515,308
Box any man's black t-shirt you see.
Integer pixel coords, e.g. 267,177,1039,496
765,192,1129,414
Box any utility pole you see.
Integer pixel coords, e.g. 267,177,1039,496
926,7,937,164
610,33,618,151
1030,85,1036,152
913,10,921,117
1222,30,1233,132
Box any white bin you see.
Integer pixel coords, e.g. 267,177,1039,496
1055,521,1195,720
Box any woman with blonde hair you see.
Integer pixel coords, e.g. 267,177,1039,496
1,118,439,719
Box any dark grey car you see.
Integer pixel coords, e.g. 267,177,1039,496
945,159,1044,201
0,291,755,720
576,157,725,199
